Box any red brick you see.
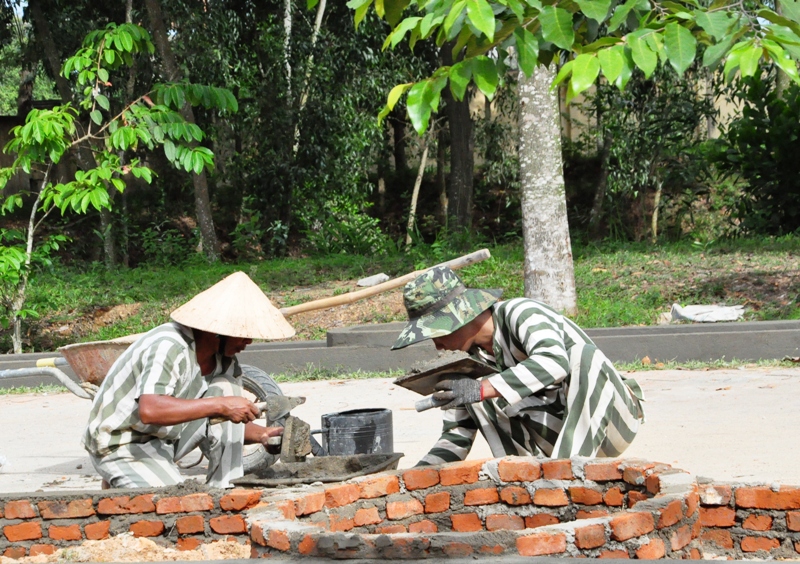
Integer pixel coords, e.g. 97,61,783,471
409,520,438,533
500,486,531,505
646,473,661,495
525,514,560,528
517,532,567,556
0,505,4,519
464,487,500,506
670,525,692,551
329,514,355,532
736,486,800,510
795,541,800,554
386,498,423,520
38,499,95,520
610,511,655,541
533,488,569,506
480,544,504,554
485,514,524,531
354,507,381,526
599,549,630,558
424,491,450,514
700,529,733,549
48,524,82,541
576,509,609,520
130,520,165,537
451,512,482,532
743,514,773,531
266,530,290,551
700,484,732,505
685,491,699,517
574,523,606,549
787,511,800,531
4,501,36,520
443,542,473,557
85,520,110,540
622,463,655,486
298,534,316,554
402,467,439,490
272,499,295,520
585,461,622,481
210,514,247,535
692,515,702,539
603,487,624,506
439,459,485,486
570,486,603,505
628,491,649,507
324,483,361,508
741,536,780,552
295,491,326,515
498,458,541,482
156,493,213,514
543,459,574,480
97,494,155,515
219,489,261,511
700,506,736,527
658,499,683,529
29,544,56,556
357,474,400,498
177,538,203,551
687,547,702,559
3,547,26,559
376,524,406,534
4,521,43,542
177,515,205,535
636,538,666,559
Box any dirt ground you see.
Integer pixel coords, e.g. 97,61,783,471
0,536,250,563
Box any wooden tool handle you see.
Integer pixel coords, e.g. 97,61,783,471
279,248,491,317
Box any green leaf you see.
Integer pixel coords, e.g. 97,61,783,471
703,34,735,68
387,82,412,111
694,11,734,40
627,32,658,78
95,94,110,111
449,61,473,100
551,60,574,88
598,44,625,84
575,0,611,23
782,0,800,24
466,0,495,41
664,22,697,75
514,27,539,78
420,13,444,38
164,139,176,162
348,0,372,28
506,0,525,23
472,56,498,99
540,6,575,50
104,49,115,65
406,81,432,133
192,152,204,175
722,44,746,82
738,43,763,77
764,39,800,82
90,110,103,125
119,29,134,51
97,68,109,83
608,0,637,32
387,17,421,48
443,0,467,37
570,53,600,95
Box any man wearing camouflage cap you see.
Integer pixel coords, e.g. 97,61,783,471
393,266,645,465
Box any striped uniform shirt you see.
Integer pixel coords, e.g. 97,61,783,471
83,322,232,457
419,298,644,465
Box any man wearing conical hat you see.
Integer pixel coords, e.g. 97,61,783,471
83,272,295,488
394,266,645,466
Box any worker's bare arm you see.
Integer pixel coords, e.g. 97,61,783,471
244,422,283,446
138,394,259,426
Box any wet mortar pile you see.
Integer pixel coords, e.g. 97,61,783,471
4,456,800,560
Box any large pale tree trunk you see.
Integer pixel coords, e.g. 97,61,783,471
518,65,577,315
145,0,220,261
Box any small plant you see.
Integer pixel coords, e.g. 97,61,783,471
301,196,391,255
139,223,196,266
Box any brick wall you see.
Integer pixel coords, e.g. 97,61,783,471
3,456,800,560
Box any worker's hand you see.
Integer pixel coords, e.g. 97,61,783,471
218,397,260,423
259,427,284,455
432,376,482,409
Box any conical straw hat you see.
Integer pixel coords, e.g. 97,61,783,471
170,272,295,340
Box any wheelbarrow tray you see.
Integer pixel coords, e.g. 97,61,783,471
393,351,497,396
232,452,404,487
58,333,143,386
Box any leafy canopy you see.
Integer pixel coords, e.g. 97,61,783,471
347,0,800,132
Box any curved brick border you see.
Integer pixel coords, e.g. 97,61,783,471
247,456,701,559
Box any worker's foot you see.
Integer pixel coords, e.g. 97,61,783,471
101,479,111,490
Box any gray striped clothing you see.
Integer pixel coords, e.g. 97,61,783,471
83,322,245,487
419,298,645,465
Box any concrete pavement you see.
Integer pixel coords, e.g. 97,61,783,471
1,365,800,493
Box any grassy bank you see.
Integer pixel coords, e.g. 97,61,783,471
8,236,800,353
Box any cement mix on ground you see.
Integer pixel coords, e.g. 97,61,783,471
2,366,800,493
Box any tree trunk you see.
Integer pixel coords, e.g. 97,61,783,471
283,0,293,103
145,0,220,261
436,126,447,223
406,135,429,246
518,65,577,315
651,178,662,244
776,1,790,98
389,107,408,175
27,0,72,102
443,61,474,230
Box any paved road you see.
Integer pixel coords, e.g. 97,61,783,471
1,366,799,493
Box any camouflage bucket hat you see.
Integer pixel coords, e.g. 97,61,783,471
392,266,501,350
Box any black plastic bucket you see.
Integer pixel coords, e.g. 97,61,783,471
320,408,393,456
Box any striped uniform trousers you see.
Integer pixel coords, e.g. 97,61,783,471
89,372,245,489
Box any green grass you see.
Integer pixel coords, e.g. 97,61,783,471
0,384,69,395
